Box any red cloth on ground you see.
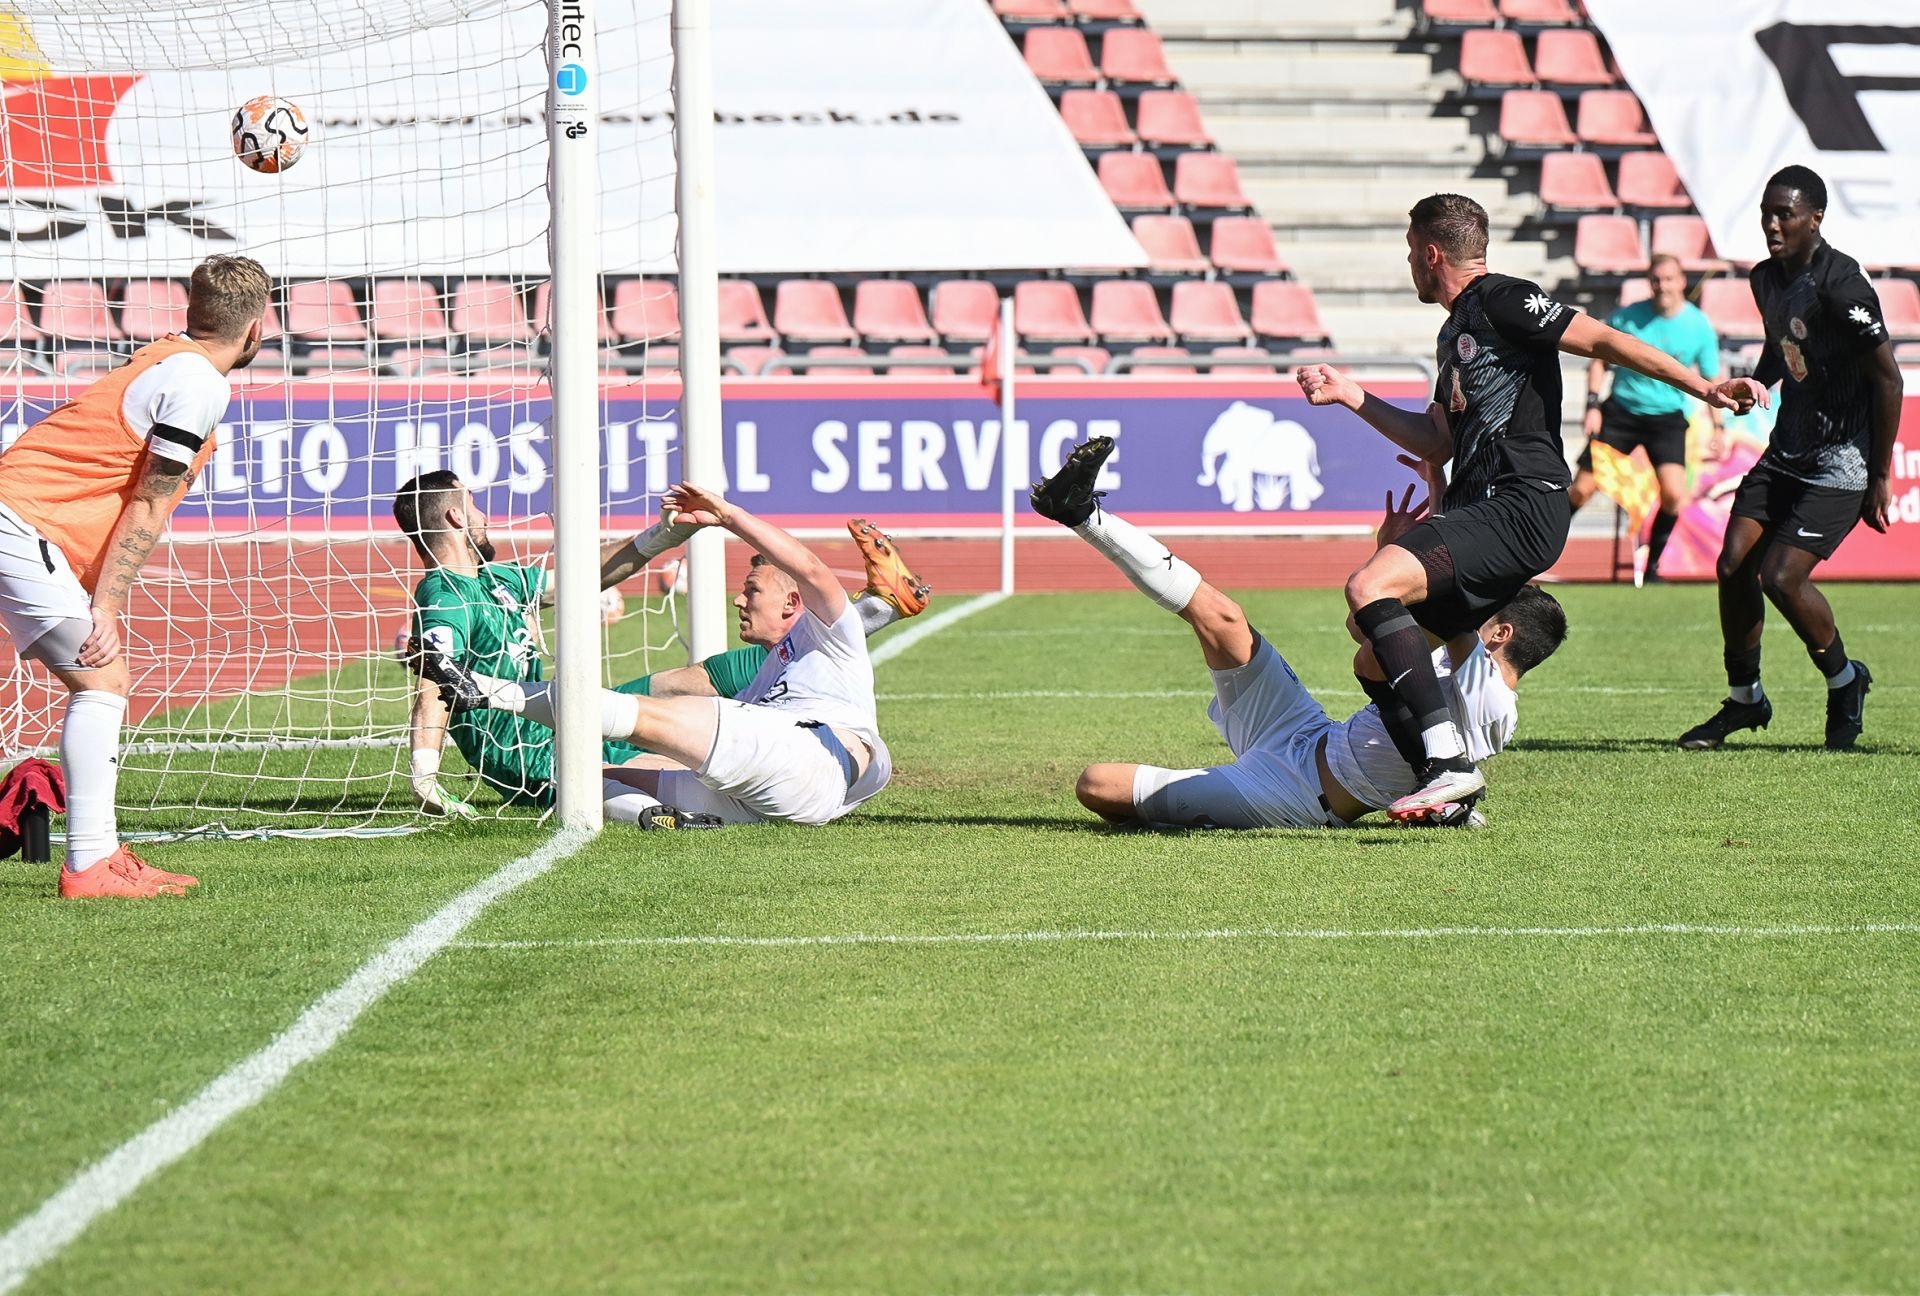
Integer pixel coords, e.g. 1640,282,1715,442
0,758,66,860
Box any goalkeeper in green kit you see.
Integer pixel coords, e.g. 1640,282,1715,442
393,470,929,822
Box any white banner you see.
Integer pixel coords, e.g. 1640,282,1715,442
1584,0,1920,268
0,0,1144,277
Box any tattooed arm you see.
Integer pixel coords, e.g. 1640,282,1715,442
77,448,194,668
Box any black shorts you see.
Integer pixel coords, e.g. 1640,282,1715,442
1575,401,1689,471
1728,462,1863,560
1392,483,1573,639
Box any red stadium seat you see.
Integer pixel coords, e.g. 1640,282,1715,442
451,280,532,345
1023,28,1099,85
1699,278,1763,341
1069,0,1141,20
1173,153,1252,210
1872,278,1920,341
1459,30,1535,88
717,280,776,344
930,280,1000,343
1098,151,1175,210
1207,346,1285,374
1539,151,1617,212
39,281,122,344
1650,216,1727,272
1422,0,1498,23
853,280,936,344
1617,278,1652,308
1207,217,1286,275
386,345,453,377
886,344,956,376
1534,30,1615,87
1616,151,1691,210
1577,90,1658,147
610,279,682,343
725,345,783,376
0,283,42,345
1058,90,1137,148
1499,0,1580,22
1574,214,1650,274
285,279,366,341
119,279,189,342
1127,345,1195,374
302,345,374,375
1250,280,1331,343
1134,91,1213,148
1049,344,1112,374
532,280,616,342
798,345,871,376
1169,281,1252,342
1100,29,1175,85
1090,280,1175,343
994,0,1069,18
772,280,856,344
1497,90,1576,149
371,280,453,344
1132,214,1209,274
1014,281,1095,343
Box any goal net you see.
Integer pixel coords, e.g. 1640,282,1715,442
0,0,686,836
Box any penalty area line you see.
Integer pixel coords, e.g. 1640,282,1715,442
450,920,1920,954
0,827,596,1296
869,590,1009,668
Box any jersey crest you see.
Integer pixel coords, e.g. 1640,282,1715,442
1781,339,1808,382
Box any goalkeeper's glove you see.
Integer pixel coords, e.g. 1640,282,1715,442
410,748,478,819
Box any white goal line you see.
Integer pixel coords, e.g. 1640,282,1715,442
448,920,1920,954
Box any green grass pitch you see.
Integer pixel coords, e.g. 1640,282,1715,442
3,583,1917,1294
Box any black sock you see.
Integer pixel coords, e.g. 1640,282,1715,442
1353,598,1463,765
1647,509,1679,575
1724,643,1761,692
1809,632,1849,679
1358,675,1425,775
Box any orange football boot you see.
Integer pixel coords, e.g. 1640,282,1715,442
848,518,930,617
59,846,196,898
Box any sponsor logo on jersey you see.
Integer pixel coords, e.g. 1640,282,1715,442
1523,292,1565,326
422,626,456,654
1782,339,1809,382
1448,367,1467,413
1789,316,1808,340
490,584,520,609
1455,333,1477,362
1848,305,1882,335
777,637,796,663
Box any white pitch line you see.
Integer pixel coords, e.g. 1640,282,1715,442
0,827,595,1296
451,920,1920,953
869,590,1009,667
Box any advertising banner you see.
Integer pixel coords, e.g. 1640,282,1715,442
1584,0,1920,269
0,0,1143,276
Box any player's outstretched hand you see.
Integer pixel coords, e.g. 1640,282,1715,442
77,606,122,669
1394,451,1447,504
1294,363,1363,411
663,481,733,530
411,775,479,819
1863,476,1893,533
1705,377,1770,414
1376,480,1431,548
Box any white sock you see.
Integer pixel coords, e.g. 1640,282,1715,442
471,674,642,741
1073,509,1203,614
1731,681,1765,704
61,690,128,871
633,517,700,563
852,591,900,636
1825,662,1856,690
601,777,666,823
1420,720,1468,763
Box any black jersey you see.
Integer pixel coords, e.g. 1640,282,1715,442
1750,242,1886,492
1433,273,1577,509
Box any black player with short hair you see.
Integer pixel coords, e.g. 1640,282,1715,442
1678,165,1898,752
1296,193,1764,823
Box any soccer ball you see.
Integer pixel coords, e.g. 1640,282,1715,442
232,95,309,174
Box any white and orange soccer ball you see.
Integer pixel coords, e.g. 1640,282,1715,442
232,95,309,174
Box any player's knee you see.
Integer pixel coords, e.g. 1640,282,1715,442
1076,765,1133,820
1715,547,1753,586
1343,568,1378,611
1759,563,1802,603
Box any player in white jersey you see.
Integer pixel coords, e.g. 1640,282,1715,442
1030,438,1566,829
410,482,893,826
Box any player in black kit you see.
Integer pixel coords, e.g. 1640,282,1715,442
1678,166,1899,752
1296,194,1765,823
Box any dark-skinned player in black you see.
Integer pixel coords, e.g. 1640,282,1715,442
1678,165,1898,752
1296,193,1767,823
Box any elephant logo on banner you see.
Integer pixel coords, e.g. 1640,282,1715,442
1195,400,1325,512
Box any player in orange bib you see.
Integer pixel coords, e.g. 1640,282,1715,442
0,255,270,897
